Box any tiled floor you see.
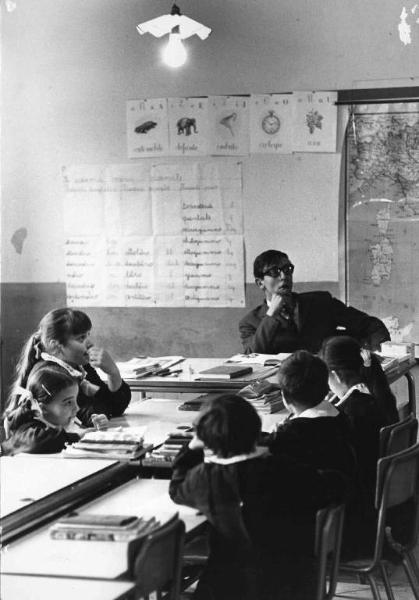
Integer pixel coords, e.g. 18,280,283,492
333,543,419,599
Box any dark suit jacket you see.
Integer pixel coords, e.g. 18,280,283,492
239,291,390,354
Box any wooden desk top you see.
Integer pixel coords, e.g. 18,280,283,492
0,456,118,517
1,457,137,546
113,397,287,444
1,478,205,580
1,575,135,600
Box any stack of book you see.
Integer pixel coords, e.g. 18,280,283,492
380,341,416,361
62,427,148,460
49,513,160,542
377,342,416,378
238,380,284,415
379,356,401,378
142,428,193,467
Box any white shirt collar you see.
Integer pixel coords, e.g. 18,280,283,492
292,398,340,419
335,383,370,407
40,352,86,380
204,445,269,465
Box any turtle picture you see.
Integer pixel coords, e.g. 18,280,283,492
135,121,157,134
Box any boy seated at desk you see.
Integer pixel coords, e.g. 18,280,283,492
169,393,346,600
264,350,356,478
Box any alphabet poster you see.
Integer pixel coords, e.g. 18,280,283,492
168,97,209,156
126,93,338,156
126,98,170,158
208,96,250,155
292,91,338,152
62,161,244,307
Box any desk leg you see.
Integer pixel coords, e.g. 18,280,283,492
405,371,416,417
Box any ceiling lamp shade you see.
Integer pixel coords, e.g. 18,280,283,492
137,3,212,41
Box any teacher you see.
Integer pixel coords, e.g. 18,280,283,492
239,249,390,354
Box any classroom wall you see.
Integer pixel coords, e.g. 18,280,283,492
1,0,418,401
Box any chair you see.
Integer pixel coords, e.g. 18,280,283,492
379,413,418,457
340,443,419,600
128,514,185,600
314,503,345,600
180,531,209,595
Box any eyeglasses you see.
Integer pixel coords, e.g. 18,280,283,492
262,264,294,278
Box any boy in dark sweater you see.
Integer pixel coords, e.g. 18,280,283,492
266,350,356,479
170,394,346,600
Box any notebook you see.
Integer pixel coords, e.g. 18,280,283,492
197,365,253,380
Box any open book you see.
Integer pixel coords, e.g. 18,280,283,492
226,352,291,366
103,356,185,379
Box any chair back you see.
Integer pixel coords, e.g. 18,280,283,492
129,514,185,600
379,413,418,458
314,503,345,600
374,443,419,561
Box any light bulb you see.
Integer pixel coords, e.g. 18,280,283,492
162,32,187,68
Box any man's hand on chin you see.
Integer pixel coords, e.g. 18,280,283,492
266,291,293,318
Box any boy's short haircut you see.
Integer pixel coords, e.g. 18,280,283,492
320,335,364,386
196,394,261,458
278,350,329,408
253,249,289,279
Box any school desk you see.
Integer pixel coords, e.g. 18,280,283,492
124,357,416,417
1,575,136,600
1,456,138,545
111,396,287,446
125,357,279,394
1,478,205,580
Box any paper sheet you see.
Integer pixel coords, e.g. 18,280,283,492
63,161,244,307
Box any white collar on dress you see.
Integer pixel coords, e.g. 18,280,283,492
204,445,269,465
40,352,86,380
291,398,340,419
334,383,370,407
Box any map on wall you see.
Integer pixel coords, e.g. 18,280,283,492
346,102,419,344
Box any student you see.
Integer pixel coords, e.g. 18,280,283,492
266,350,356,479
169,394,345,600
320,335,389,554
2,362,81,455
320,335,392,427
11,308,131,427
239,249,390,354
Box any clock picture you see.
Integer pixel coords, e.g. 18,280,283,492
261,110,280,135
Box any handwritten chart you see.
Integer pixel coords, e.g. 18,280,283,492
62,162,244,307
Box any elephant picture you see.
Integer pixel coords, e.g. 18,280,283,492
176,117,197,136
